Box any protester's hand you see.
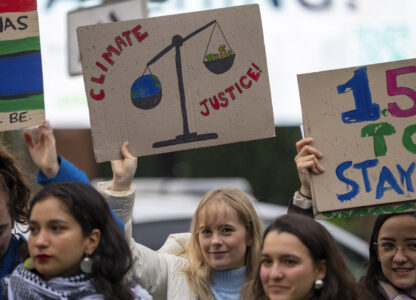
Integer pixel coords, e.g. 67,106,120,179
111,142,137,191
23,121,59,178
294,137,324,198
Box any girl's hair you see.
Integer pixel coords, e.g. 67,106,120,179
184,188,263,300
29,182,133,300
251,214,364,300
0,146,30,225
360,212,416,300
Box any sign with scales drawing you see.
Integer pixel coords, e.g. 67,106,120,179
77,4,274,162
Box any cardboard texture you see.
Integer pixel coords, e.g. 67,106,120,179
77,4,275,162
68,0,147,76
298,58,416,215
0,0,45,131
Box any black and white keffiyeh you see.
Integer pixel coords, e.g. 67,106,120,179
2,264,153,300
2,264,101,299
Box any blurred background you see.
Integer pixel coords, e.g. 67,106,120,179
5,0,416,244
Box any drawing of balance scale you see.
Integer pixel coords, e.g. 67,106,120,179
130,20,235,148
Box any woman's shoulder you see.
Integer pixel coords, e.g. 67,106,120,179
158,232,191,259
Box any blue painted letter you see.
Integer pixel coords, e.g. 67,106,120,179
336,161,360,202
397,162,415,193
337,67,380,123
376,166,404,199
353,159,378,192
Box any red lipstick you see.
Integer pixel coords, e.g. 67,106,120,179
36,254,51,261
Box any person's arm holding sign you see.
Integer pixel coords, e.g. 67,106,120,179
23,122,89,184
24,122,125,231
110,142,137,192
100,142,137,240
289,137,325,215
98,143,169,299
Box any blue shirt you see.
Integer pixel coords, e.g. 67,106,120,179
211,266,247,300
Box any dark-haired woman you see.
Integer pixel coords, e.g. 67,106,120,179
251,214,365,300
0,122,125,299
360,213,416,299
2,182,151,299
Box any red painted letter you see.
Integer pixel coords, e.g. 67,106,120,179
247,68,260,81
218,92,228,107
90,89,104,101
122,30,133,46
132,24,148,42
115,36,128,52
91,75,105,84
209,96,220,110
225,86,236,100
200,99,210,116
102,45,121,65
240,75,252,89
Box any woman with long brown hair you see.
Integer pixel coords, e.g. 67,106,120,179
2,182,151,299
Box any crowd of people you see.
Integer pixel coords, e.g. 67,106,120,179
0,123,413,300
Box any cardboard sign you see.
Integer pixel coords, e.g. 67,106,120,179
68,0,147,76
77,4,274,162
0,0,45,131
298,58,416,215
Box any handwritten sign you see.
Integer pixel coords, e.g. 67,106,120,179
0,0,45,131
68,0,147,76
77,4,274,162
298,58,416,215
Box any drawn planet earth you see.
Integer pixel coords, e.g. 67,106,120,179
131,74,162,109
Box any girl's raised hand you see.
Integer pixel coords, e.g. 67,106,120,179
294,137,324,198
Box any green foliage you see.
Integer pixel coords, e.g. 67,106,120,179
151,75,162,91
316,203,416,219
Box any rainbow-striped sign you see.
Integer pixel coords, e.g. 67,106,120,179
0,0,44,130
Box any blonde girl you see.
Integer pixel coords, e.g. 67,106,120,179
102,163,263,300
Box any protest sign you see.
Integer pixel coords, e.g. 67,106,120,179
77,4,274,162
0,0,45,131
68,0,147,76
298,58,416,217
